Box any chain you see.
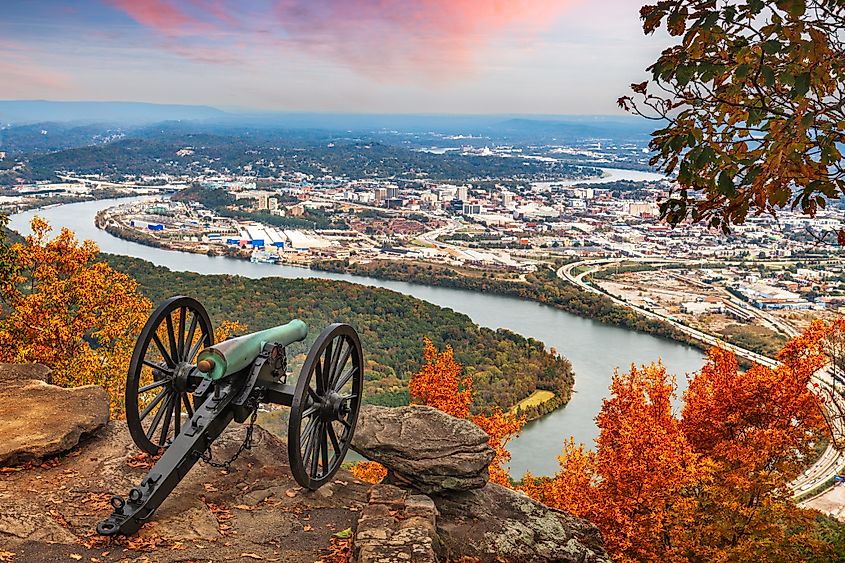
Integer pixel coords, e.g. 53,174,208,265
200,405,259,471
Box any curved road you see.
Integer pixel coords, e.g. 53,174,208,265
558,258,845,501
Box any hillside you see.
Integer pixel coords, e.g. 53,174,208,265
104,255,573,414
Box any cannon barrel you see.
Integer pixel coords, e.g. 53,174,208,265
197,319,308,380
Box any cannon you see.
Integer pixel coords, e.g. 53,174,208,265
96,296,363,536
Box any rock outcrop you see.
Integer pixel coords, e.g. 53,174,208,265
352,404,494,494
434,482,610,563
351,404,610,562
0,363,110,466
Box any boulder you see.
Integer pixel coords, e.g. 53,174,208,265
434,483,610,563
0,363,110,466
352,405,494,494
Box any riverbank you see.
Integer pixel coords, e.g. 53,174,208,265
313,258,706,353
95,207,707,356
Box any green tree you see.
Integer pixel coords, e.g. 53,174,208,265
620,1,845,240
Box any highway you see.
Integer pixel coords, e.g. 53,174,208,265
557,258,845,502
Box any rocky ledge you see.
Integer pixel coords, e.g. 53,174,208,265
1,365,608,562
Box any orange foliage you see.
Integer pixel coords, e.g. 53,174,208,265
410,338,524,487
0,218,151,416
350,461,388,484
520,323,838,562
409,337,473,419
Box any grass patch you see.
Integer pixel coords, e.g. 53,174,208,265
511,390,555,414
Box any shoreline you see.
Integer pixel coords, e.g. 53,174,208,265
95,207,710,359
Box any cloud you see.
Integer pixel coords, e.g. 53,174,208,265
103,0,578,77
0,40,71,94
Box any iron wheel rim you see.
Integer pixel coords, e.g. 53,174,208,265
288,323,363,490
126,296,214,455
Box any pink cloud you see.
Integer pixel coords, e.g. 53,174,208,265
0,40,71,93
104,0,577,77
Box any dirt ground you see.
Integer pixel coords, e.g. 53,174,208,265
0,423,370,562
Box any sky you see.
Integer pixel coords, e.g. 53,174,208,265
0,0,669,115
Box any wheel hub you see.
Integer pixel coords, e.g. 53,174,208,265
319,391,347,421
172,363,193,393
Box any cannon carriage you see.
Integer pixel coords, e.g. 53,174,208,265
96,296,363,536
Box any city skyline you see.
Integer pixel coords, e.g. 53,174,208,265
1,0,668,115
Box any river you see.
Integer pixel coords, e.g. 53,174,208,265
9,168,704,477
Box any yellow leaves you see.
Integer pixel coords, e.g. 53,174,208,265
350,461,387,484
0,217,151,417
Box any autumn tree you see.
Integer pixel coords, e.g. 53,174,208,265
620,0,845,239
522,363,700,562
522,324,837,562
409,337,474,419
0,217,150,415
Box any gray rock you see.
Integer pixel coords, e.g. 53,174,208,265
434,482,611,563
352,405,494,494
0,367,110,466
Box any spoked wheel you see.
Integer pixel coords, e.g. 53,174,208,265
126,296,214,454
288,324,363,490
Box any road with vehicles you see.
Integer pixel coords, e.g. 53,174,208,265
558,258,845,502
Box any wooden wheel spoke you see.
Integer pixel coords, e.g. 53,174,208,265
158,395,175,444
335,366,357,391
309,423,322,477
307,386,321,402
138,378,169,394
174,393,182,436
176,307,186,359
331,342,352,390
302,403,320,418
315,358,325,394
300,416,318,449
139,388,168,421
183,313,199,362
186,332,207,364
326,338,343,385
327,423,341,459
182,393,194,418
320,425,330,475
151,333,176,367
338,417,352,430
142,359,172,374
146,392,172,441
165,314,178,363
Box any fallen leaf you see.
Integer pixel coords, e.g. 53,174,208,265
0,551,15,562
69,555,82,561
285,489,297,498
303,524,313,532
333,528,352,539
240,553,264,560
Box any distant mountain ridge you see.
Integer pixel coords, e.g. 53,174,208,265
0,100,228,125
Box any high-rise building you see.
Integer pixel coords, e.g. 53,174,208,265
456,185,469,202
502,191,514,207
374,187,388,204
257,193,269,210
268,197,279,211
386,185,400,199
